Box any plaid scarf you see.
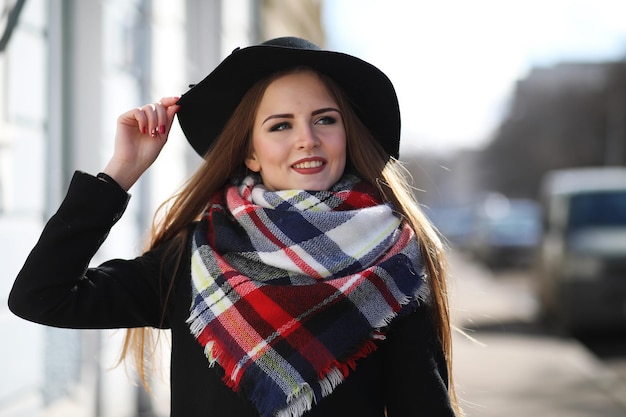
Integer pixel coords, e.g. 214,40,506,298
188,175,427,417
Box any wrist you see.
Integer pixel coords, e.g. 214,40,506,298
96,172,126,193
101,161,141,192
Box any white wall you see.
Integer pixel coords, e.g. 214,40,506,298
0,0,259,415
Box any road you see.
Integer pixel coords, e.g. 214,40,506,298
449,251,626,417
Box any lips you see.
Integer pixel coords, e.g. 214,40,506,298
291,157,326,174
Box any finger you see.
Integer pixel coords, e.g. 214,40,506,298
159,96,180,107
151,97,181,134
154,102,168,136
122,107,148,135
140,103,160,137
165,103,181,131
133,98,179,137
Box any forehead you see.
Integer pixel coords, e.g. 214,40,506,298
260,70,335,104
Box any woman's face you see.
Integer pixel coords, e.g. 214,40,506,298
246,70,347,191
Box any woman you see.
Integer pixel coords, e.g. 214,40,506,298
9,37,460,417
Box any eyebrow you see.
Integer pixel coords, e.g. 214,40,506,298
262,107,341,125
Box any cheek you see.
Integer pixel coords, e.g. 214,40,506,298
245,139,284,173
333,134,348,161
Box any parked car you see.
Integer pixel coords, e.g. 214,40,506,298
425,205,476,251
536,167,626,333
469,194,541,269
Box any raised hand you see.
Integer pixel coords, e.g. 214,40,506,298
102,96,181,191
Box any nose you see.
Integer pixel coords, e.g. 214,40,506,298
296,124,320,150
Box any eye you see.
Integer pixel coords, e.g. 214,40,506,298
315,115,337,125
269,121,291,132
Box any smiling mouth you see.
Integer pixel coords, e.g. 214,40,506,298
292,160,324,169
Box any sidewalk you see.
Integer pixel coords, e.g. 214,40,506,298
449,253,626,417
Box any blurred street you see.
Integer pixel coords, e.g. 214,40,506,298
449,250,626,417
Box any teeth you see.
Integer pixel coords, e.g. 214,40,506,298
293,160,323,169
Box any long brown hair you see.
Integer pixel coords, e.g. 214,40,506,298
120,68,461,415
324,74,461,414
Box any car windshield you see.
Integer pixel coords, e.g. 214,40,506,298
568,190,626,229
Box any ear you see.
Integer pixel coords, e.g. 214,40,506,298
245,153,261,172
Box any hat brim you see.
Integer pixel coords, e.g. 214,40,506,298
176,44,400,159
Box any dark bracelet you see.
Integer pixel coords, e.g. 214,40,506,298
96,172,125,191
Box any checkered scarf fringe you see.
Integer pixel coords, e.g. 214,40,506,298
187,175,427,417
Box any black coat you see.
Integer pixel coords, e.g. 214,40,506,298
8,171,454,417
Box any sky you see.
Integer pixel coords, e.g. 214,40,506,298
322,0,626,155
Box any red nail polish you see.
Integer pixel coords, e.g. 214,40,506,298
160,125,166,134
142,126,147,134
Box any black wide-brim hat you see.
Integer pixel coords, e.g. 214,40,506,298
176,36,401,159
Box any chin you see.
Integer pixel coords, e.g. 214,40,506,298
303,182,335,191
266,174,341,191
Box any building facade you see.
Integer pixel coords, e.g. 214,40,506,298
0,0,323,415
0,1,241,416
